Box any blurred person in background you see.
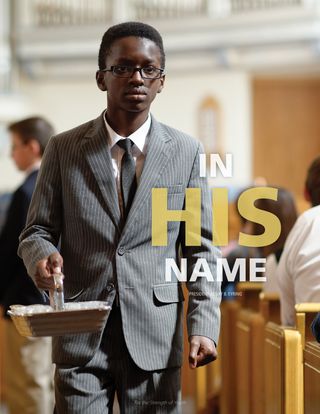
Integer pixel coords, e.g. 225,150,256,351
311,312,320,343
0,117,55,414
221,187,261,297
252,187,298,293
277,156,320,326
0,193,12,232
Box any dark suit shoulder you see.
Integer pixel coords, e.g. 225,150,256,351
51,118,96,145
8,172,37,216
0,173,37,274
19,171,38,199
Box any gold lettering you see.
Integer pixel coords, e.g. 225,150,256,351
238,187,281,247
212,188,229,246
152,188,201,246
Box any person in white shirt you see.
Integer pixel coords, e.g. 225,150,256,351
277,156,320,326
252,187,297,294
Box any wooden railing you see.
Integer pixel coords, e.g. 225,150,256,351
264,323,303,414
295,304,320,414
221,282,264,414
237,282,264,311
295,304,320,348
259,292,281,324
237,308,265,414
220,285,320,414
220,299,240,414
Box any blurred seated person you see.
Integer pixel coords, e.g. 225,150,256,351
0,192,12,232
311,312,320,343
0,117,55,414
252,187,297,293
221,188,261,298
277,156,320,326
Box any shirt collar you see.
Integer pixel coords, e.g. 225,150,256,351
25,160,41,175
103,110,151,154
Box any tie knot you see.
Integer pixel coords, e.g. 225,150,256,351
117,139,134,154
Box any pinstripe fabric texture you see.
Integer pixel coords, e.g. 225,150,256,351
18,112,221,371
54,307,181,413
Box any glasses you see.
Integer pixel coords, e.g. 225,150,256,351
101,65,164,79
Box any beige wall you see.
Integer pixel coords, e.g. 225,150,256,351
0,69,252,191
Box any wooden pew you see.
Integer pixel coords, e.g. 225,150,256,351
204,340,221,412
194,366,207,413
220,300,241,414
304,342,320,414
235,286,281,414
181,284,221,414
236,283,264,414
264,303,320,414
294,303,320,414
221,283,263,414
263,300,310,414
237,308,265,414
264,322,303,414
259,292,281,324
295,303,320,348
237,282,264,312
222,287,303,414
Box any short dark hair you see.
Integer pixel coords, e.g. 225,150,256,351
305,156,320,206
8,116,54,156
98,21,165,71
253,187,297,256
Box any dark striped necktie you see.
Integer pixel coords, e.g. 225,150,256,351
117,139,137,218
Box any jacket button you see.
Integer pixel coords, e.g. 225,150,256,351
118,247,125,256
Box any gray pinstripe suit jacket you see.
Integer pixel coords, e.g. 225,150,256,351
18,113,221,370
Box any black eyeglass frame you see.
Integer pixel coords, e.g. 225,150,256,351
100,65,165,79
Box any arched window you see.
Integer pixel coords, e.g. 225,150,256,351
198,96,222,155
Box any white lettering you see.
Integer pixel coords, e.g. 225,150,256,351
165,258,187,282
199,153,207,177
217,258,246,282
250,258,266,281
165,257,267,282
210,153,233,178
190,258,214,281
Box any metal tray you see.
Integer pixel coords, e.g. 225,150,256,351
8,301,111,337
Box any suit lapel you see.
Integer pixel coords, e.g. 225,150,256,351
80,114,121,230
121,116,173,235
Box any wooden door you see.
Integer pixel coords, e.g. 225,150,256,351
253,78,320,210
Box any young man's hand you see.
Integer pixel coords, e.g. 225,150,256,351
188,335,217,369
35,252,63,290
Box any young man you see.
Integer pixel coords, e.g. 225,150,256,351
0,117,54,414
277,156,320,326
18,22,221,413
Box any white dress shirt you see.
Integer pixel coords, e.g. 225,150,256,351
277,205,320,326
104,111,151,214
263,253,280,294
25,160,42,175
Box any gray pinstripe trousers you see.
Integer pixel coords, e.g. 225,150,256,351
54,307,182,413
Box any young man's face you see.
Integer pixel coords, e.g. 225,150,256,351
97,36,165,116
10,133,38,171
